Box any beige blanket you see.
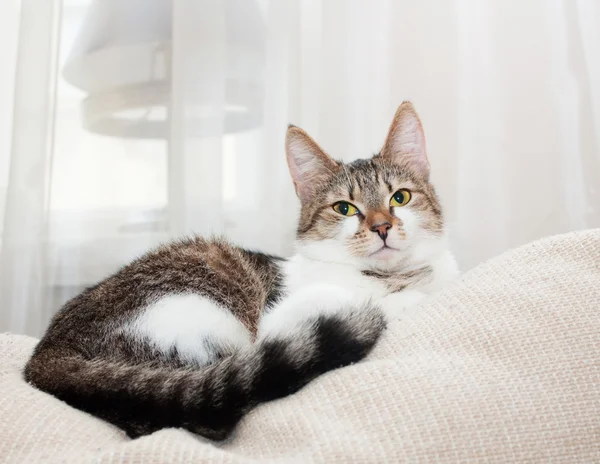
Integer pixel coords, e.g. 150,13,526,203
1,230,599,463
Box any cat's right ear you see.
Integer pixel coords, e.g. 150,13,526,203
285,125,339,202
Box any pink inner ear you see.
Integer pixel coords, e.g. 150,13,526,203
394,117,427,158
289,161,313,201
286,152,308,200
286,141,319,201
385,105,430,177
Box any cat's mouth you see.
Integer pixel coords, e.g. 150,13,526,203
369,245,399,259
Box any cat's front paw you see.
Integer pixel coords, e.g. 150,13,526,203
257,284,357,340
379,290,426,319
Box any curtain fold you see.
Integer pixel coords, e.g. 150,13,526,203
1,0,599,336
0,0,62,335
169,0,226,237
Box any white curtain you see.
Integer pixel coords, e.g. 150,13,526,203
1,0,599,336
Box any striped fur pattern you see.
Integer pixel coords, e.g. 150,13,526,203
25,102,457,440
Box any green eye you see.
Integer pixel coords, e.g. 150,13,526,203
333,201,359,216
390,189,411,207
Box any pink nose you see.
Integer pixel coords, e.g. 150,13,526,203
370,222,391,240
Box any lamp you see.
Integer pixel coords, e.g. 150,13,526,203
63,0,266,139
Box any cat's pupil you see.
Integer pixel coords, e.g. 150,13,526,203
339,202,349,215
394,192,404,203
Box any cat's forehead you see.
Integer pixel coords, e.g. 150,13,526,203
327,157,417,207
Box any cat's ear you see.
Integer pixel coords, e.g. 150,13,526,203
286,125,339,202
380,101,429,178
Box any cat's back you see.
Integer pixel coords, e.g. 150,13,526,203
123,236,284,309
38,237,285,350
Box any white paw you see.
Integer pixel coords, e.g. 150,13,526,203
257,284,358,340
379,290,426,319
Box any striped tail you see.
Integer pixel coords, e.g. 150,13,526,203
24,302,385,440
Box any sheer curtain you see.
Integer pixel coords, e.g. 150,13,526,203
1,0,599,336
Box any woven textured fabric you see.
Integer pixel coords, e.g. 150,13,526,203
1,230,599,463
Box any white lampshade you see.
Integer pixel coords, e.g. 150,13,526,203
63,0,265,138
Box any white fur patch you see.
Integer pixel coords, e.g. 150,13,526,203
126,294,252,365
283,252,388,300
392,206,420,237
419,249,460,292
340,215,360,237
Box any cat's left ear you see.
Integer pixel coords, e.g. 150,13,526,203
380,101,429,178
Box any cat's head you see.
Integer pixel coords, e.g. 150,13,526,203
286,102,445,272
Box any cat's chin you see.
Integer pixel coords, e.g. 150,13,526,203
368,246,400,260
359,247,406,272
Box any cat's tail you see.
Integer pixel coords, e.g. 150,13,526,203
24,303,385,440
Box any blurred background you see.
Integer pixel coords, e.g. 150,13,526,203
1,0,599,336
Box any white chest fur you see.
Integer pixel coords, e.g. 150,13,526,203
283,255,389,302
257,250,458,339
283,249,459,302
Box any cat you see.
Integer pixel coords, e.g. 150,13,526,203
24,102,458,440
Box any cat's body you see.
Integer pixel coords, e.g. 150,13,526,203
25,102,458,440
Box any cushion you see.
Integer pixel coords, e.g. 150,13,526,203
1,229,599,463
